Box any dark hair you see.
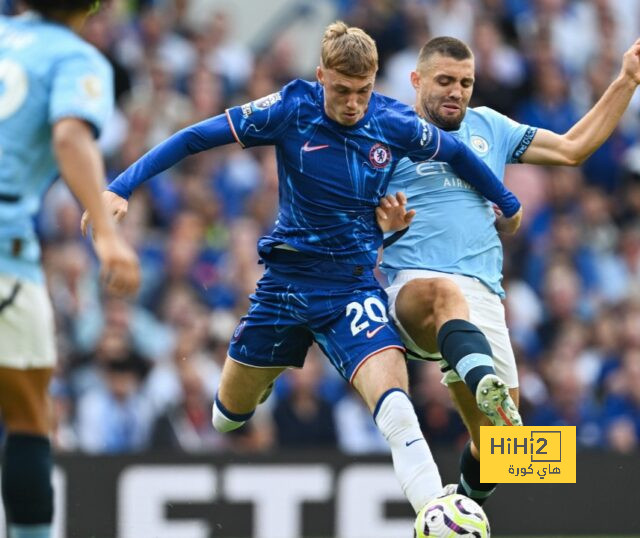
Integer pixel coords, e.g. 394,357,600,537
25,0,99,18
417,36,473,67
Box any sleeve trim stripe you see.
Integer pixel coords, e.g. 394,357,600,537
50,112,102,138
511,127,537,162
429,127,441,160
225,109,245,148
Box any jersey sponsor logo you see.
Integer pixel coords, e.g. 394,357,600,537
365,325,385,338
253,92,282,110
302,141,329,152
443,177,473,189
369,143,391,169
470,135,489,154
416,161,451,176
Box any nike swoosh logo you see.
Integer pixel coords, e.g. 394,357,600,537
405,438,424,447
302,141,329,152
366,325,385,338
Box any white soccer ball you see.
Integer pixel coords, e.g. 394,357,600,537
414,494,490,537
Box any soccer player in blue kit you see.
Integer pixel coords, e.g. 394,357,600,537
0,2,140,538
378,36,640,507
91,22,522,512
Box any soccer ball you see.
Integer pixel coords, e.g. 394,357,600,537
414,494,490,537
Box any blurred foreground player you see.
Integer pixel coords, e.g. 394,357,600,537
378,36,640,506
86,22,521,513
0,2,139,537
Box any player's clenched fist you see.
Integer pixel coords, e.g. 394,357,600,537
92,230,140,296
621,38,640,86
494,205,523,235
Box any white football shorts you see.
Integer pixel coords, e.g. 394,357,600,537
386,269,518,388
0,273,56,369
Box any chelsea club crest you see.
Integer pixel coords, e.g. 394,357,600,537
369,143,392,169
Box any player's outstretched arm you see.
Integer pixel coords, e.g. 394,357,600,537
81,113,235,231
520,38,640,166
107,113,236,200
54,118,140,296
433,129,521,217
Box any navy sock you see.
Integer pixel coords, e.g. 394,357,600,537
1,434,53,525
437,319,495,395
456,441,496,506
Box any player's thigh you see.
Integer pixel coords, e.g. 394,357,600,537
393,277,468,353
448,381,520,453
351,347,409,412
0,275,56,435
0,367,53,435
313,285,406,411
224,279,314,413
217,356,286,415
0,275,56,370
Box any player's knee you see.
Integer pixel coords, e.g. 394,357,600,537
211,395,254,433
1,434,53,525
432,278,466,312
398,280,436,321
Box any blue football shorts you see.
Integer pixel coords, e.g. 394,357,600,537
228,264,405,383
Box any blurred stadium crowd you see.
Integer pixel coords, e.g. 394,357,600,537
10,0,640,455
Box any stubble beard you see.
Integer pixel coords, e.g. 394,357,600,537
422,98,464,132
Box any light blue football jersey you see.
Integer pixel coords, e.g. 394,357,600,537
379,107,536,297
0,12,113,282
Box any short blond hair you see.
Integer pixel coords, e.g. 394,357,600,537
321,21,378,77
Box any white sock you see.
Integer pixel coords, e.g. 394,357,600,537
374,389,443,513
211,396,254,433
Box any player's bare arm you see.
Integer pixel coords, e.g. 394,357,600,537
54,119,140,296
376,192,416,233
520,38,640,166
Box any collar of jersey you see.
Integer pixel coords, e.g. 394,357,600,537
316,82,377,131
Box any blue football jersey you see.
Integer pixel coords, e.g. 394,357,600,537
0,12,113,282
226,80,448,268
380,107,536,297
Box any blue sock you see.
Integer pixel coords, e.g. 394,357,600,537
456,441,496,506
437,319,495,395
2,434,53,537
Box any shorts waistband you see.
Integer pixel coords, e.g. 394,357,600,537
263,249,376,289
392,269,492,295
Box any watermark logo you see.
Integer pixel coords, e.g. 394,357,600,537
480,426,576,483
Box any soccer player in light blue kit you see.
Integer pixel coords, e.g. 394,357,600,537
93,22,522,514
379,36,640,507
0,3,140,538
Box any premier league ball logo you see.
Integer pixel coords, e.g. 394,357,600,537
369,143,391,169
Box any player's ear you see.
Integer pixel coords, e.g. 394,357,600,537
410,71,420,90
316,66,324,85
